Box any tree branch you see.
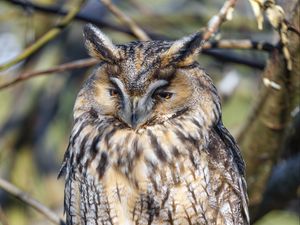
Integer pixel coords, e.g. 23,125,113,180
99,0,150,41
200,0,238,46
0,58,98,90
203,39,276,52
201,49,266,69
0,178,66,225
0,0,86,72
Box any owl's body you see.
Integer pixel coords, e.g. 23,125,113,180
60,25,249,225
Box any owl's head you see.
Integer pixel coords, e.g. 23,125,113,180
75,24,220,130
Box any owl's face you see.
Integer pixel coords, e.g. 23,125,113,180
75,25,220,131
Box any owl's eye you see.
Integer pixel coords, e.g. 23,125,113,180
109,88,119,97
154,91,173,100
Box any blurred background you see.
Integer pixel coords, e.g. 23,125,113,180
0,0,299,224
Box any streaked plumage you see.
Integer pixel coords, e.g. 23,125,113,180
59,24,249,225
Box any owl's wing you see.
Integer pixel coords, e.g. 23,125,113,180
59,144,82,225
63,170,81,225
210,120,250,224
214,121,245,176
61,158,108,224
64,170,112,225
60,136,117,225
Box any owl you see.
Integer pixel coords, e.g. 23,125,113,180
59,24,249,225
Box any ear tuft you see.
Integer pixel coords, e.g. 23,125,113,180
161,32,202,67
83,24,120,63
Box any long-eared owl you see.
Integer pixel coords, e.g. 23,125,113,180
59,24,249,225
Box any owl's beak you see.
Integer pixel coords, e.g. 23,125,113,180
123,112,141,129
129,97,147,129
121,96,150,129
130,112,139,129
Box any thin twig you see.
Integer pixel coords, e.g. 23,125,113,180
203,49,265,69
0,58,98,90
126,0,154,16
203,39,276,52
200,0,238,46
287,25,300,36
0,0,86,72
0,178,66,225
100,0,150,41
